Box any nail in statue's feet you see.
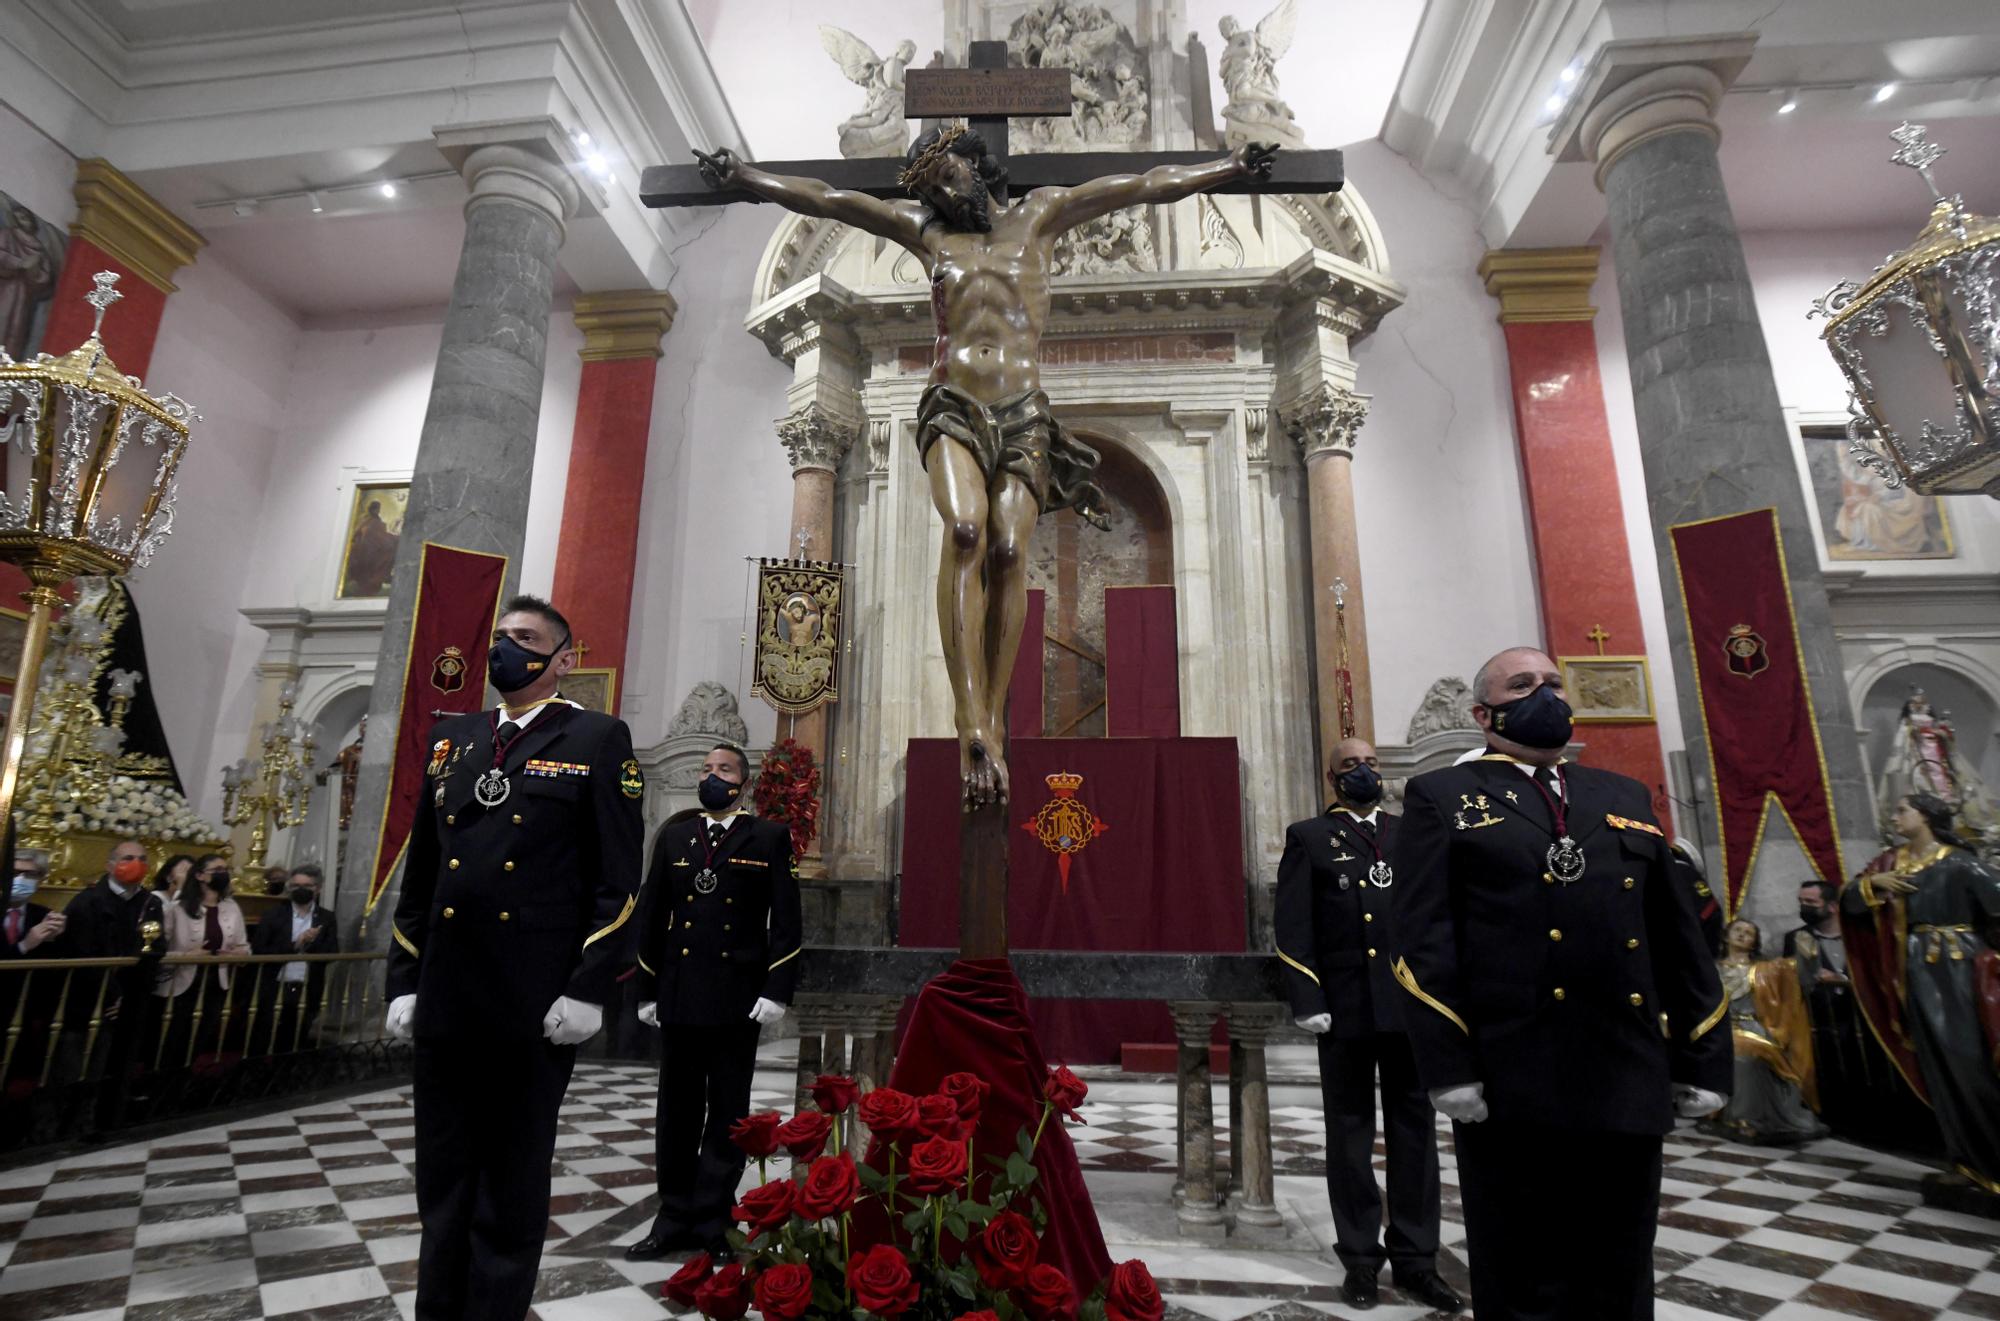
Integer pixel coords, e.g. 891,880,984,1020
960,733,1010,810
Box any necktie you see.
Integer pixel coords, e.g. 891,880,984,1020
495,720,522,759
1536,766,1561,798
708,819,728,849
5,908,20,945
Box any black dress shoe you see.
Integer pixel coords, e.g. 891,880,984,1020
1341,1268,1379,1310
626,1229,695,1261
1396,1269,1465,1313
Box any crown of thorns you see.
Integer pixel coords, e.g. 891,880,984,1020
899,120,970,191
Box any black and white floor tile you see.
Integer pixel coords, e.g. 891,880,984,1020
0,1043,1993,1320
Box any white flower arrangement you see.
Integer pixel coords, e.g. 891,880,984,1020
63,774,216,841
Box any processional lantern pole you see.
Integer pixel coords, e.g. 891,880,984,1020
0,271,200,837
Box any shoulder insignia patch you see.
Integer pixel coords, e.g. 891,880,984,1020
1606,813,1664,837
620,759,644,799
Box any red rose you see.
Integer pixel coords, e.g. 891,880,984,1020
916,1094,967,1140
1103,1261,1164,1321
939,1071,990,1123
848,1244,920,1317
857,1087,920,1142
904,1134,969,1195
1021,1263,1076,1321
796,1153,860,1220
775,1111,833,1162
753,1262,814,1321
969,1209,1039,1290
959,1312,1001,1321
812,1073,860,1114
1044,1066,1088,1121
695,1263,753,1321
730,1111,784,1159
663,1252,714,1308
732,1179,796,1235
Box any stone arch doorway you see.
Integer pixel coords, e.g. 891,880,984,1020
1023,433,1173,738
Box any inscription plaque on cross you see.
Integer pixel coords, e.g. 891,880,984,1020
643,42,1342,959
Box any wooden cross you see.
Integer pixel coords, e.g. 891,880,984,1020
1587,625,1611,656
641,41,1344,208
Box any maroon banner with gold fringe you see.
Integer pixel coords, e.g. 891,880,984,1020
364,543,508,916
1669,509,1845,918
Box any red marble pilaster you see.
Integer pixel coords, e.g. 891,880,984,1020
1482,249,1673,828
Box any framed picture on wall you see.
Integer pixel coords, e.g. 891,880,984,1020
1799,424,1954,560
336,482,410,599
1560,655,1656,723
563,667,617,715
0,605,25,693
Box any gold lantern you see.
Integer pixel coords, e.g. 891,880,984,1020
0,272,198,834
1814,123,2000,497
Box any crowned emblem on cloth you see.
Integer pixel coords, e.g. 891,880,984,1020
431,645,468,694
1723,623,1769,679
1023,771,1109,894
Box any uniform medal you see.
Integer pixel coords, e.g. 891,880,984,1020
1525,769,1586,884
695,869,719,894
694,814,736,895
1342,811,1393,889
475,766,511,808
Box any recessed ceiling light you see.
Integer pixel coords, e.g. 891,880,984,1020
1559,65,1577,84
379,182,398,199
1873,82,1897,103
1778,94,1798,114
1545,93,1565,114
308,190,324,213
587,152,609,174
575,130,592,147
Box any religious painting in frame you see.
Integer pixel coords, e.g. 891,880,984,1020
1560,655,1656,724
336,482,409,600
1799,424,1953,561
563,667,617,715
751,558,844,716
0,190,65,361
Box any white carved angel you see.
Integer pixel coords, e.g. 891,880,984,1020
819,25,919,159
1217,0,1305,148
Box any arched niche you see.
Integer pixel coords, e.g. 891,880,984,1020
1862,662,2000,793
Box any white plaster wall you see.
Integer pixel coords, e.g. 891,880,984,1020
623,208,796,749
0,97,76,229
1341,139,1544,738
133,254,302,823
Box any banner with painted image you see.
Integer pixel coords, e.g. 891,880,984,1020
751,558,843,716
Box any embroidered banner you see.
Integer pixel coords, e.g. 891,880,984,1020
1669,508,1845,917
364,543,508,915
751,558,844,716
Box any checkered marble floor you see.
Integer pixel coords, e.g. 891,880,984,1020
0,1042,1993,1321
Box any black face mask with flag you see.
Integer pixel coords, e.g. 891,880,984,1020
1334,764,1383,805
488,633,568,694
1486,684,1574,749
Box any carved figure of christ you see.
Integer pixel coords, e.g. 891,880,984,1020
695,131,1274,808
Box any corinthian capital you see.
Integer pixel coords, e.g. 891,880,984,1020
776,404,859,474
1282,385,1371,459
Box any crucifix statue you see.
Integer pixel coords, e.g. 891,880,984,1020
644,40,1343,955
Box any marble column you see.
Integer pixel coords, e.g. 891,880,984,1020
1282,385,1375,766
341,141,581,950
1170,1001,1225,1242
1579,62,1874,870
775,403,858,878
1224,1002,1286,1235
551,289,678,712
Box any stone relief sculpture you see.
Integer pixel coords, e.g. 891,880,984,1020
1219,0,1306,150
666,680,750,744
1008,2,1149,150
821,25,919,159
1050,207,1157,276
1406,676,1477,741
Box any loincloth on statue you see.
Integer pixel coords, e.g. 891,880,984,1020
915,383,1109,527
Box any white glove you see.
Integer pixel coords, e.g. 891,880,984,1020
748,996,788,1026
542,996,604,1046
1429,1083,1489,1122
637,1001,660,1028
1674,1084,1727,1118
1295,1013,1332,1035
385,994,417,1042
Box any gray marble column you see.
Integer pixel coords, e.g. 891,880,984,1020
340,143,581,951
1170,1001,1226,1242
1224,1003,1287,1235
1583,63,1874,879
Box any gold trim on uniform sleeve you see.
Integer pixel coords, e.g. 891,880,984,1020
768,947,801,971
1391,956,1468,1035
1691,991,1729,1042
392,925,421,958
638,955,656,975
1277,948,1321,985
583,895,637,948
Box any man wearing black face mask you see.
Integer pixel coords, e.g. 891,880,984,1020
251,863,339,1050
1274,737,1459,1313
627,742,800,1260
1387,646,1731,1319
384,593,643,1321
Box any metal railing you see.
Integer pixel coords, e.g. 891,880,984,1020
0,950,405,1150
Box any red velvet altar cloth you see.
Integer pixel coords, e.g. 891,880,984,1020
1105,586,1179,738
899,737,1245,1063
861,960,1112,1288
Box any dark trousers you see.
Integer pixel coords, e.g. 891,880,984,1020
1315,1031,1440,1276
652,1021,762,1239
413,1034,577,1321
1455,1119,1663,1320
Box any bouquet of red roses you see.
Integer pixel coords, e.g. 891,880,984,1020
662,1066,1159,1321
753,738,821,858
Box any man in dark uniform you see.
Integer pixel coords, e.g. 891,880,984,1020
1274,736,1460,1313
626,742,800,1260
1388,646,1731,1320
384,594,643,1321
